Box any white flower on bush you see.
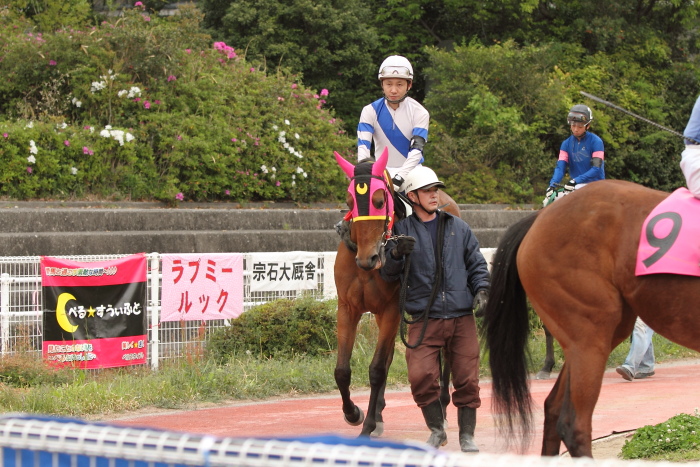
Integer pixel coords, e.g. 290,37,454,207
117,90,127,98
260,165,269,174
57,122,67,129
294,133,300,140
25,121,34,129
29,140,38,155
271,167,276,172
70,167,78,175
71,97,82,108
90,81,106,93
99,126,135,146
284,119,290,125
27,155,36,164
127,87,141,98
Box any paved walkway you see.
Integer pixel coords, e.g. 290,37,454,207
112,360,700,456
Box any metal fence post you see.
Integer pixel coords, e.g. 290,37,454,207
0,273,11,356
148,253,161,370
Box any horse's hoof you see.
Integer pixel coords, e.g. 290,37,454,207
536,371,551,380
344,407,365,426
370,421,384,437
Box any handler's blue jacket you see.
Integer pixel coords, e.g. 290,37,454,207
381,212,490,318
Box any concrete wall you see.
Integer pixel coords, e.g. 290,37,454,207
0,202,535,256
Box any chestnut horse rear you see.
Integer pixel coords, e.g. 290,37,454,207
482,180,700,456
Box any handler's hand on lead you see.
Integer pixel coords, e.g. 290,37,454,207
391,236,415,259
473,289,489,317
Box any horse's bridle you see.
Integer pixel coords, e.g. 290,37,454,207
348,171,395,245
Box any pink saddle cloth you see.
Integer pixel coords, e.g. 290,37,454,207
636,187,700,277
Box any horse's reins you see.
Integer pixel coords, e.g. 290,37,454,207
398,210,447,349
345,169,444,349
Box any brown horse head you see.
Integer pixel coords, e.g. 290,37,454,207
335,148,394,271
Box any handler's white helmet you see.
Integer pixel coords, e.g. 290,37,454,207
378,55,414,81
403,166,445,193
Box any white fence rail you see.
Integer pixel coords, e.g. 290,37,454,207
0,249,495,370
0,253,336,370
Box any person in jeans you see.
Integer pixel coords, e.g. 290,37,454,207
380,166,489,452
616,317,655,381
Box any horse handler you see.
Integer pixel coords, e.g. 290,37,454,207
380,167,490,452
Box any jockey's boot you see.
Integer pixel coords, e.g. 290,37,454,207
457,406,479,452
420,399,447,448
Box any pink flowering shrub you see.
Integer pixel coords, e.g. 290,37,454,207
0,5,352,203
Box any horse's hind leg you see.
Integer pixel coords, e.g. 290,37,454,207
553,352,608,457
439,350,451,423
536,326,556,380
334,302,365,426
541,363,567,455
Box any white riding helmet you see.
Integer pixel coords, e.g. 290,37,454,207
378,55,414,81
403,166,445,193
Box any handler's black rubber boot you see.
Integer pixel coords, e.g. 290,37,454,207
458,406,479,452
420,399,447,448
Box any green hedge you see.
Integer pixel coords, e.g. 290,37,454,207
206,297,337,360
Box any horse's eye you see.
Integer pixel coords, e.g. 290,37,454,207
372,190,385,209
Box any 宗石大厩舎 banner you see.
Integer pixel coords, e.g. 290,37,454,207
41,253,147,369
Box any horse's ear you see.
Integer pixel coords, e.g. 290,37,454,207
334,151,354,179
373,147,389,177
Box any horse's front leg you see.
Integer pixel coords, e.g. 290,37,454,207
334,301,365,427
361,305,400,437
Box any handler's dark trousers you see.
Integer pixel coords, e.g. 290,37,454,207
406,315,481,409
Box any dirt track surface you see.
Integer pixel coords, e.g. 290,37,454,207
111,360,700,456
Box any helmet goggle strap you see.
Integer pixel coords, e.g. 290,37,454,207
379,66,412,79
567,112,589,126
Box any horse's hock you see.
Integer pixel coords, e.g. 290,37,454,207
0,201,535,256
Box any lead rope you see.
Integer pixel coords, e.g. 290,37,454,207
399,211,446,349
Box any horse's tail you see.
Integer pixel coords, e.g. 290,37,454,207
482,211,539,451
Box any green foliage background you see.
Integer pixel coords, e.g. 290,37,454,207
2,0,700,204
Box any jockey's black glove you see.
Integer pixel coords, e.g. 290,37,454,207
564,179,577,191
391,236,415,259
473,289,489,318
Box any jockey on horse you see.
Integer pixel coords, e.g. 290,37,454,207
543,104,605,207
338,55,456,238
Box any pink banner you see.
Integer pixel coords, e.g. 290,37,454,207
161,253,244,322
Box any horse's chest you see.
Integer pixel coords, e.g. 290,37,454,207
347,275,397,310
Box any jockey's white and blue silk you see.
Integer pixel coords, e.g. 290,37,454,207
357,97,429,180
